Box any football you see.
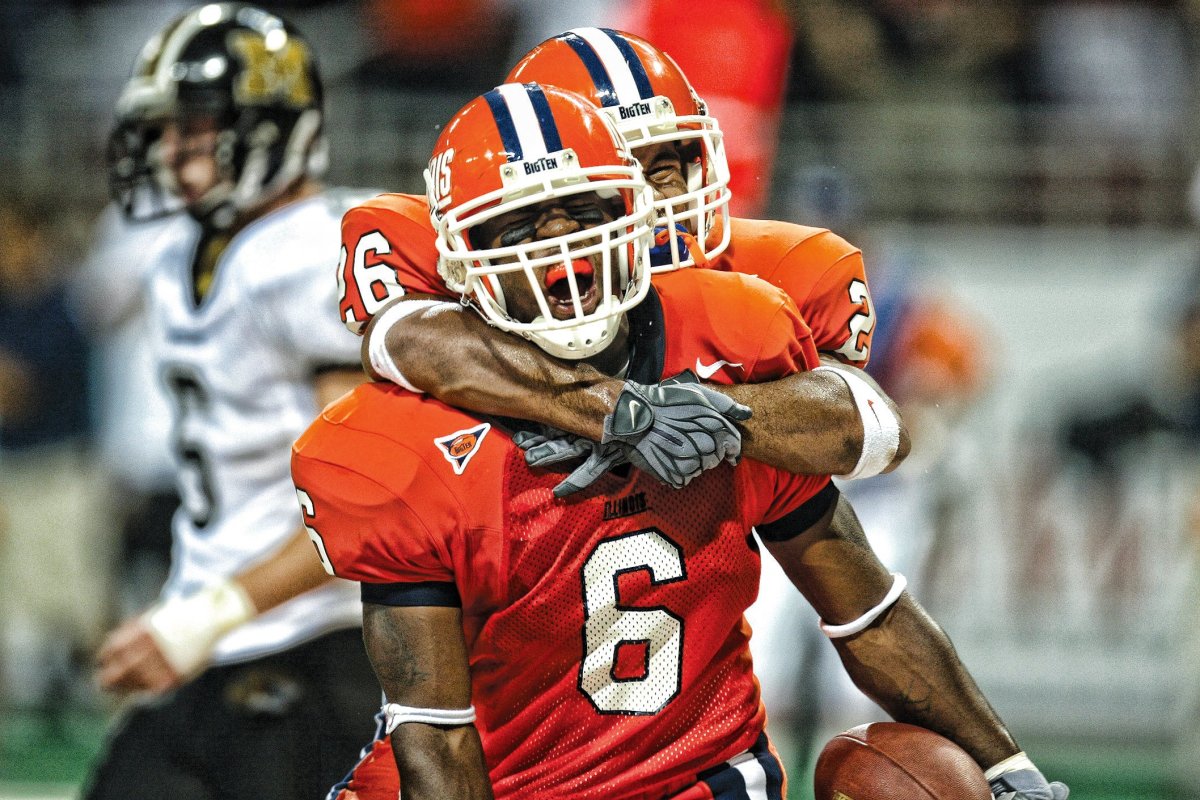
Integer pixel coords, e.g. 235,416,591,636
814,722,992,800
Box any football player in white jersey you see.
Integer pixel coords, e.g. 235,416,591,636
84,5,380,799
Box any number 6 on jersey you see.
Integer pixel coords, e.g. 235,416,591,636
580,529,686,715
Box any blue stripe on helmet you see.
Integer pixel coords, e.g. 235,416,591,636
558,32,621,107
601,28,654,99
483,88,523,162
524,83,564,154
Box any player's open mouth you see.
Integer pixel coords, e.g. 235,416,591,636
544,259,598,318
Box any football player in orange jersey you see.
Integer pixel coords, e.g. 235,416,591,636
302,83,1062,800
337,29,905,494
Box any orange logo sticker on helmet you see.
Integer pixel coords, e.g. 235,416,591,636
434,423,491,475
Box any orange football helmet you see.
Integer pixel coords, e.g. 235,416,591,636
425,82,655,360
506,28,731,272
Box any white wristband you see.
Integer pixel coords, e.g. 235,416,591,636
984,751,1038,782
366,299,455,393
819,572,907,638
384,702,477,734
142,578,256,678
814,365,901,480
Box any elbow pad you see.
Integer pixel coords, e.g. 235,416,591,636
814,365,901,480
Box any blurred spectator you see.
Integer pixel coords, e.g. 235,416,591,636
1038,260,1200,789
357,0,516,91
1029,1,1191,225
623,0,795,217
502,0,619,60
0,194,107,713
787,0,1031,103
1057,262,1198,510
1030,0,1190,145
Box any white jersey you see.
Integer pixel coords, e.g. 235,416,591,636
144,191,368,664
78,205,177,492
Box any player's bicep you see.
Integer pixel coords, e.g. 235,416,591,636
362,603,472,708
362,294,466,391
760,493,894,626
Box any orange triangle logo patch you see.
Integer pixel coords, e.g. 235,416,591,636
434,423,491,475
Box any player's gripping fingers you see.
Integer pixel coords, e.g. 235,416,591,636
553,444,627,498
622,412,743,488
520,432,595,468
96,619,183,694
510,429,550,451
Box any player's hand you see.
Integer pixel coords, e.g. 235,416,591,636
513,426,629,498
512,427,594,467
990,767,1069,800
96,617,185,696
549,441,628,498
602,371,752,489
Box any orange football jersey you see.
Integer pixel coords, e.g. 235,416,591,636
295,270,833,799
711,217,873,366
336,193,873,365
336,193,440,333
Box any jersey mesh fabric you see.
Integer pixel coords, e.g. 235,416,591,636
471,443,767,799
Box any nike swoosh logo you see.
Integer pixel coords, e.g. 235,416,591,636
694,358,744,380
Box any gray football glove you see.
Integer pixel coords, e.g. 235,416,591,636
602,372,751,489
511,427,594,467
513,371,752,497
990,768,1069,800
513,426,628,499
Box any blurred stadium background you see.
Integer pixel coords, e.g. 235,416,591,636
1,0,1198,798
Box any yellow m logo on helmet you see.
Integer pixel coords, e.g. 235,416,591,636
228,30,315,109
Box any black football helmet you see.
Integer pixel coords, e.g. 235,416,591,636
107,3,326,228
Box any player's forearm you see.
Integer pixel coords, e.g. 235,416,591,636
374,300,619,439
233,526,333,615
391,726,494,800
721,366,910,476
364,603,490,798
832,595,1020,771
